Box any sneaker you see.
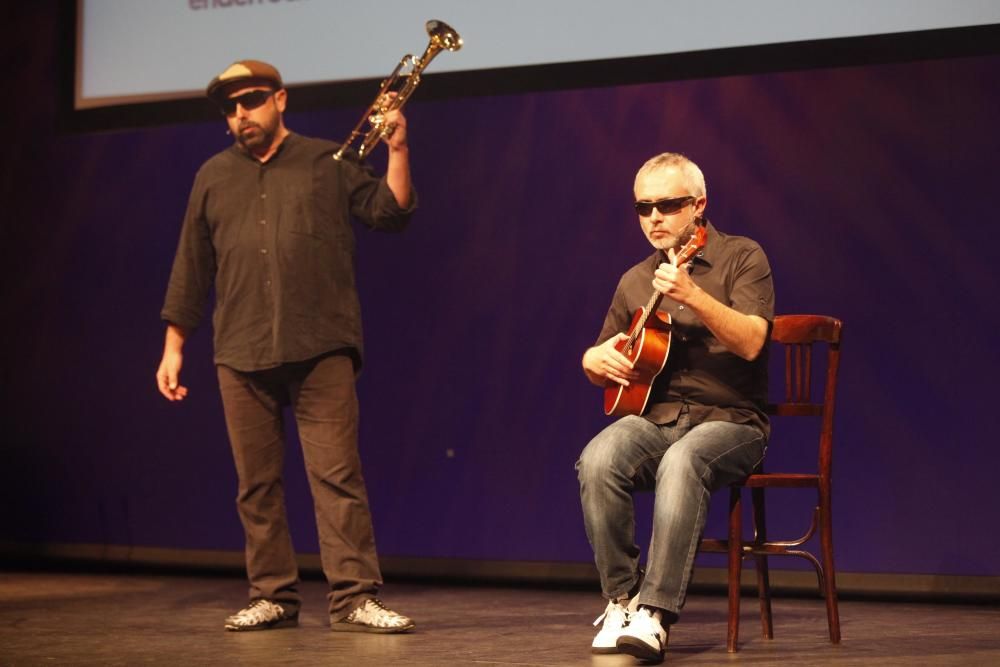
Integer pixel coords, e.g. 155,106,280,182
616,607,668,662
331,598,415,634
224,599,298,631
591,593,639,654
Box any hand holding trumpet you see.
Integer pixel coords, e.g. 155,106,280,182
377,92,409,152
334,20,461,161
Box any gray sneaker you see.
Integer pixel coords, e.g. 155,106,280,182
224,599,298,631
331,598,415,634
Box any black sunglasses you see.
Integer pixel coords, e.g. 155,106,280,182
219,89,276,116
634,195,696,217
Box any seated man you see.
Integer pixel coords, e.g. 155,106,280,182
577,152,774,662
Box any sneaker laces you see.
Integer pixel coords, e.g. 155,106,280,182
593,599,629,628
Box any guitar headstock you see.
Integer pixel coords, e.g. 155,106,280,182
674,224,707,267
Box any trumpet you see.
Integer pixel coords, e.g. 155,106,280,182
333,20,462,161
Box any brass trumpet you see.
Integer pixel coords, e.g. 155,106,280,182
333,20,462,161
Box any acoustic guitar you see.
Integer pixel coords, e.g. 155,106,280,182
603,225,707,416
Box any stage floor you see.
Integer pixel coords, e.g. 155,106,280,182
1,570,998,665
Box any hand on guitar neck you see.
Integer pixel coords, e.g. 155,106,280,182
652,243,701,305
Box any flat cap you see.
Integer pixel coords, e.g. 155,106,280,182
206,60,283,102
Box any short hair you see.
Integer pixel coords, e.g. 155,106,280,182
634,152,707,198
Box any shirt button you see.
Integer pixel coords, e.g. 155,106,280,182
678,305,685,310
260,248,267,254
259,219,266,225
265,280,272,287
260,193,267,199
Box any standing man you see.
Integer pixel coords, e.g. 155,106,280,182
577,153,774,661
156,60,415,633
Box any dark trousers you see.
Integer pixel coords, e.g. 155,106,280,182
216,352,382,621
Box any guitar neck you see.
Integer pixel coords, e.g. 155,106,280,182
627,227,707,348
645,290,664,316
625,291,664,350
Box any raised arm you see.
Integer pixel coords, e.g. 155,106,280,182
652,248,769,361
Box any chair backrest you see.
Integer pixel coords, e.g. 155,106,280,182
767,315,843,479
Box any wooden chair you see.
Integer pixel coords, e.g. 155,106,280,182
700,314,843,652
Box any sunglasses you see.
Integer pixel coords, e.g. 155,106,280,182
218,89,276,116
634,195,696,217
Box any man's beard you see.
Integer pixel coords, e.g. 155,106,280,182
655,219,697,253
236,121,273,151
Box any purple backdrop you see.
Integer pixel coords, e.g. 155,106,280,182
3,6,999,578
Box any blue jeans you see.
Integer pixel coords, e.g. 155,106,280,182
576,408,766,622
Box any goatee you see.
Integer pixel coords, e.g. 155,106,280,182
658,220,697,253
237,122,271,151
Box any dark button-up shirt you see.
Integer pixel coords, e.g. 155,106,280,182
596,221,775,435
161,132,415,372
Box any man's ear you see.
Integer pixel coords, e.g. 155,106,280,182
275,88,288,113
694,195,707,217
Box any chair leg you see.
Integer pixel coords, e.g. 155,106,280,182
751,487,773,640
727,486,743,653
820,483,841,643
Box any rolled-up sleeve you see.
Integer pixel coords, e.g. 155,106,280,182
728,244,774,322
160,171,216,331
342,154,417,232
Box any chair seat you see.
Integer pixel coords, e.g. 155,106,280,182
743,473,820,488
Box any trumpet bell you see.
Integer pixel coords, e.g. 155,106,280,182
427,19,463,52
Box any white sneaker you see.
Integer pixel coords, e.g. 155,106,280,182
591,594,639,654
616,607,667,662
224,599,298,631
331,598,415,634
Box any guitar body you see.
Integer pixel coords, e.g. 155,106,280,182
603,308,673,416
